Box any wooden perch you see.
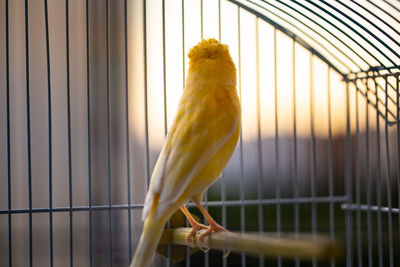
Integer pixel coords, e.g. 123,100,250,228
159,228,342,261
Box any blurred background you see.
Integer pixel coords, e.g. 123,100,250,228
0,0,399,266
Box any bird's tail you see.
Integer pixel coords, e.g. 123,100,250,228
130,212,166,267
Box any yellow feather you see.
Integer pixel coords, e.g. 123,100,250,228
131,38,240,266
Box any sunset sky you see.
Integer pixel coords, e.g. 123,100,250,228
128,0,395,149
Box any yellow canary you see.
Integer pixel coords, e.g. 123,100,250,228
130,38,240,267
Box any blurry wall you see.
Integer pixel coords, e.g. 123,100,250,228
0,0,141,266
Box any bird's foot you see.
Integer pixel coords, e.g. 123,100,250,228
186,222,208,245
196,222,228,248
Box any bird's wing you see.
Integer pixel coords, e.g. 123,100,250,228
142,93,238,220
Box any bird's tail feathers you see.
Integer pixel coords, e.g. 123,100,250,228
130,211,166,267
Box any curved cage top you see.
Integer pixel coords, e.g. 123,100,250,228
232,0,400,76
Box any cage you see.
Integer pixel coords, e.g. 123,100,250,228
0,0,399,266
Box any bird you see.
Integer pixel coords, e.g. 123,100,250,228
130,38,241,267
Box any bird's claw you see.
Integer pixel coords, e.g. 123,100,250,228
185,223,208,246
197,241,210,253
223,249,231,258
195,223,228,253
197,223,227,242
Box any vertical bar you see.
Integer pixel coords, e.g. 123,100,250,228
354,82,362,267
44,0,54,265
274,27,281,267
161,2,171,266
123,0,132,262
181,0,185,89
218,0,221,42
143,0,150,193
204,195,209,267
142,0,151,262
199,2,208,266
65,0,74,265
292,39,300,267
5,0,12,266
24,0,33,265
161,0,170,266
161,0,167,143
237,6,245,267
327,67,335,267
105,1,113,265
345,80,353,267
374,79,383,267
85,0,93,265
218,3,227,267
200,0,203,40
384,76,394,267
221,181,227,262
309,53,317,267
397,74,400,261
364,78,372,267
221,174,227,267
180,2,190,266
255,18,264,267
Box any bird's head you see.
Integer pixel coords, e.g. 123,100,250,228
188,38,234,67
188,38,229,60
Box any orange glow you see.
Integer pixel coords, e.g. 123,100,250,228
129,0,352,149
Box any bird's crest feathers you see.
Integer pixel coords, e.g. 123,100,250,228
188,38,230,62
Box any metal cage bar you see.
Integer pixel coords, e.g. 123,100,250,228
292,38,300,267
123,0,133,262
5,0,12,266
384,76,394,267
24,0,33,265
237,6,246,267
85,0,93,265
374,78,384,267
327,66,335,267
105,1,113,265
43,0,54,265
365,77,373,267
273,26,281,267
64,0,74,265
397,74,400,266
355,80,362,267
